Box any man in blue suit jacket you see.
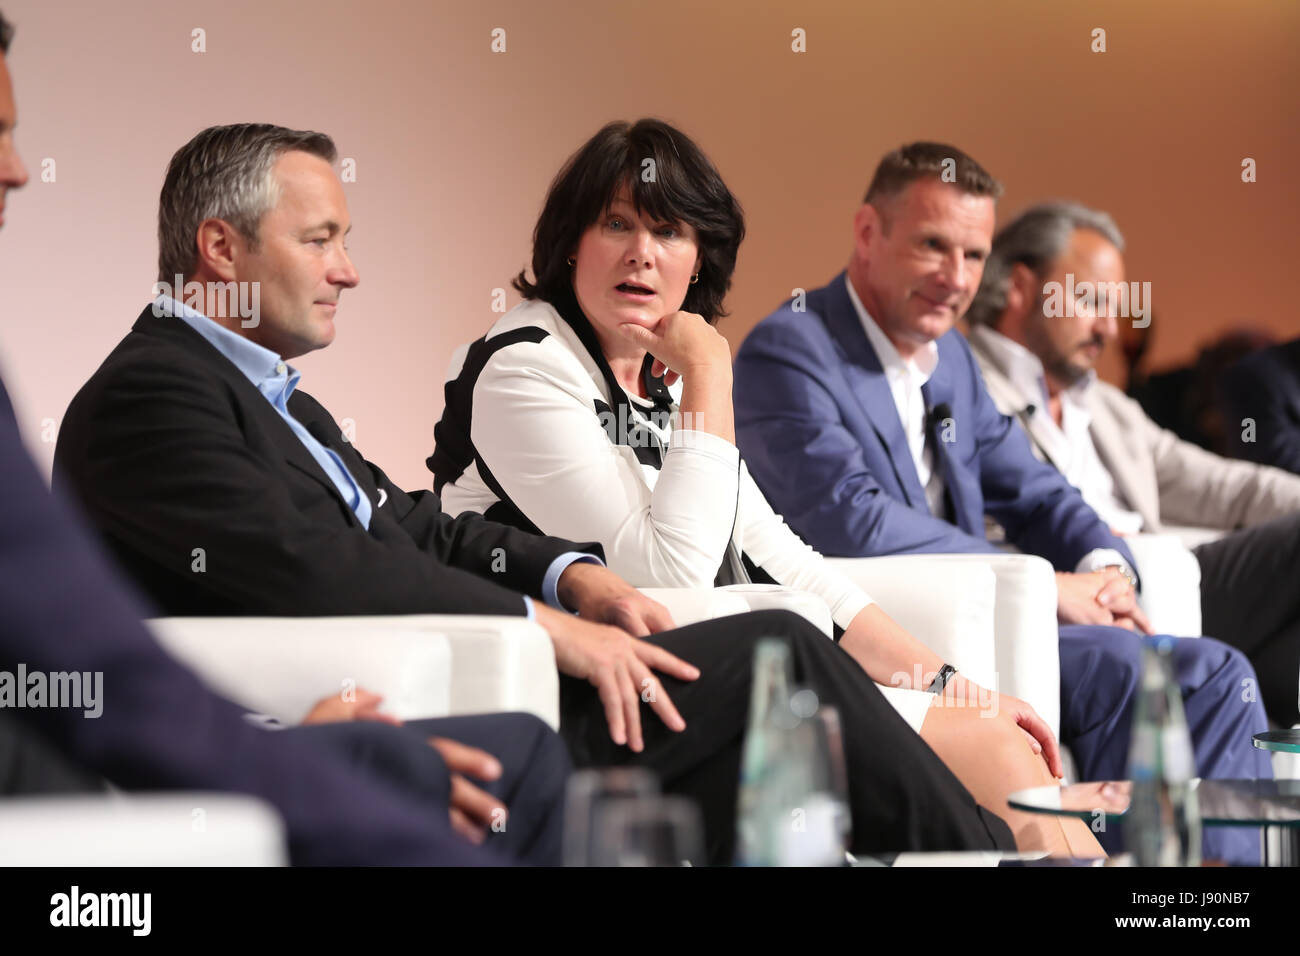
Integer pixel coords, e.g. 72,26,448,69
734,142,1271,863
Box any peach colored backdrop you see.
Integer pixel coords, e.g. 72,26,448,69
1,0,1296,491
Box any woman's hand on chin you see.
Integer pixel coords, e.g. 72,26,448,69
616,310,730,385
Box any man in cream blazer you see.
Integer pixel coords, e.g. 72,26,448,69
965,200,1300,726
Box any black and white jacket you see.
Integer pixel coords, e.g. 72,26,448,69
429,293,885,624
429,296,941,729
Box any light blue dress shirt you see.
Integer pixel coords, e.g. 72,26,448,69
157,295,597,616
158,295,372,530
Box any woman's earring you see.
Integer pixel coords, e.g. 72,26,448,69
566,256,577,267
690,272,700,284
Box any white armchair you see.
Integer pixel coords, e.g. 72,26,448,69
717,584,835,635
647,564,1002,679
147,556,1066,746
824,556,999,690
636,587,752,626
1124,533,1204,637
640,584,833,635
832,553,1062,740
0,793,286,866
972,553,1061,737
1163,524,1229,551
148,614,559,728
643,561,1035,745
147,597,843,736
4,614,560,868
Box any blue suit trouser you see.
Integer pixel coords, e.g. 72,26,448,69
280,712,570,866
1058,625,1272,865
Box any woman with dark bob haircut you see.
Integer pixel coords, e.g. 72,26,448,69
433,118,1101,857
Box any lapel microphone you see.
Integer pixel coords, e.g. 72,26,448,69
927,402,954,432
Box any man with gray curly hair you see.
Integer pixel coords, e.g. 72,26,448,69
966,200,1300,726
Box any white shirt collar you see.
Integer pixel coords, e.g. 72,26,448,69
971,324,1096,412
970,327,1142,534
844,274,938,385
155,293,294,391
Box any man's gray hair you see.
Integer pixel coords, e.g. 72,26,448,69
967,200,1125,328
157,123,336,282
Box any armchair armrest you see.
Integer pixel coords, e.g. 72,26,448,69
420,616,558,728
829,554,1061,739
0,793,286,866
646,576,982,736
1124,533,1203,637
147,616,453,724
717,584,834,636
637,587,752,626
1162,524,1228,551
639,585,832,635
823,556,998,689
644,568,995,686
147,614,559,728
974,554,1060,738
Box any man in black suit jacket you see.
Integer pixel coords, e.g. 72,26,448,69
56,300,593,621
0,16,569,865
53,122,1021,862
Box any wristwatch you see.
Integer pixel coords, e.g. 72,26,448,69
1104,564,1139,591
926,664,957,695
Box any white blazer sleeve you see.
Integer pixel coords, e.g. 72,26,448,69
736,462,875,630
470,337,741,587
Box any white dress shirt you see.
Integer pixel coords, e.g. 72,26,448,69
843,276,948,518
971,327,1144,573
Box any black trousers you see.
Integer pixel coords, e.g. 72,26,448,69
558,609,1016,864
1,712,570,866
1196,510,1300,726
